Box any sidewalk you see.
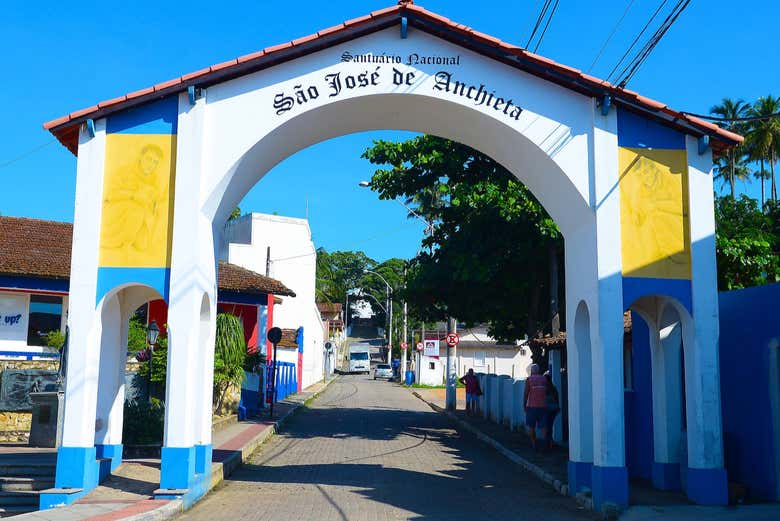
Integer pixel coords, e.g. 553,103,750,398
410,386,780,520
12,378,335,520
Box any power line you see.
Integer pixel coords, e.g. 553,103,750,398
525,0,553,49
0,139,56,171
587,0,636,73
681,111,780,123
531,0,561,53
615,0,692,88
605,0,669,83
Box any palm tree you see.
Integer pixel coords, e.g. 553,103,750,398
746,95,780,201
753,168,771,208
715,152,751,196
710,98,750,197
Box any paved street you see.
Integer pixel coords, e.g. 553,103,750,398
180,376,596,520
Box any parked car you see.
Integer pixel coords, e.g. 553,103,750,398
374,364,393,380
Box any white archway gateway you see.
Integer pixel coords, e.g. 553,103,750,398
41,0,740,512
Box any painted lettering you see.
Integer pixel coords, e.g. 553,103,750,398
273,93,295,115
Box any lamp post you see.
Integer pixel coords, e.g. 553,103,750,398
146,320,160,404
363,269,392,364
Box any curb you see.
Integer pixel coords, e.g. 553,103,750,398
123,377,338,521
410,390,596,513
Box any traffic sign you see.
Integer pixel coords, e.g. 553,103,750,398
401,342,408,349
416,342,424,351
446,333,460,347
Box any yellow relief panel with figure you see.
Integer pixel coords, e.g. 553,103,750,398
619,147,691,279
99,134,177,268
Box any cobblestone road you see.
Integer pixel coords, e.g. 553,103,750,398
180,375,597,521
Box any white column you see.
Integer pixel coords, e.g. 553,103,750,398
93,294,125,446
61,120,107,448
682,136,728,504
586,102,629,511
685,136,725,469
165,92,214,450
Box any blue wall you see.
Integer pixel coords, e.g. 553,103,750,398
719,282,780,500
625,312,654,481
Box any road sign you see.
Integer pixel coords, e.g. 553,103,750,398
446,333,460,347
416,342,424,351
423,339,439,357
401,342,408,349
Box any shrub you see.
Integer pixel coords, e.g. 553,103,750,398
214,313,247,413
122,398,164,445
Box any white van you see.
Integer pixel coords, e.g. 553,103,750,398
348,344,371,374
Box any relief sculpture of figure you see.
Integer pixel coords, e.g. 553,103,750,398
622,153,689,276
100,144,166,255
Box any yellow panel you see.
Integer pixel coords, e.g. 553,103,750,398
619,147,690,279
99,134,177,268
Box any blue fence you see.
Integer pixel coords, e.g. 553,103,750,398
265,361,297,404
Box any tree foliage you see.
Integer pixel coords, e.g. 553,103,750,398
363,135,563,341
715,195,779,290
214,313,247,413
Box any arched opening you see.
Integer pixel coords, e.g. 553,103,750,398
624,295,693,493
93,283,165,472
568,300,594,494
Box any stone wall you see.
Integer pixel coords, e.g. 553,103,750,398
0,359,142,443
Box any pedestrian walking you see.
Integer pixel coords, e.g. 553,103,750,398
459,368,482,416
523,363,549,450
544,370,560,450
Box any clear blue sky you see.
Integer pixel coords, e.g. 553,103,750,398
2,1,777,261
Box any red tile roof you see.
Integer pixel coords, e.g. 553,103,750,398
43,1,741,155
0,216,294,297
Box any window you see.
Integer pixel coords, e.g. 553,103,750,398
27,295,63,346
474,351,485,367
350,352,369,360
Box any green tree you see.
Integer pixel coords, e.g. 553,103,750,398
746,96,780,201
363,135,562,343
715,195,779,290
315,248,377,306
213,313,247,413
710,98,751,197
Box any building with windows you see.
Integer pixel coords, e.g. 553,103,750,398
0,216,295,359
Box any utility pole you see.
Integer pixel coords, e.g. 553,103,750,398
387,288,393,364
402,299,408,378
445,317,457,411
265,246,271,276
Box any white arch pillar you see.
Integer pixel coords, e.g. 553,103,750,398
157,93,216,506
682,137,728,504
588,102,628,510
41,121,107,509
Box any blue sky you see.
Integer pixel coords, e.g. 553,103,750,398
1,1,777,261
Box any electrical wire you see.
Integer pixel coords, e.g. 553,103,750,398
525,0,553,49
681,111,780,122
531,0,561,53
605,0,669,83
615,0,692,88
587,0,636,73
0,139,56,171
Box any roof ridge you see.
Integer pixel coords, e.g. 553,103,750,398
42,2,741,155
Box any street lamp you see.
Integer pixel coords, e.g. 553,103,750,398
358,181,434,236
146,320,160,403
363,269,392,364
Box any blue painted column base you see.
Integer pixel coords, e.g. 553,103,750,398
157,445,212,509
592,465,629,511
568,460,593,495
686,467,728,505
96,444,123,481
652,461,681,491
40,446,100,509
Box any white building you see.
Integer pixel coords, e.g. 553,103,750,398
416,326,534,385
221,213,327,389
